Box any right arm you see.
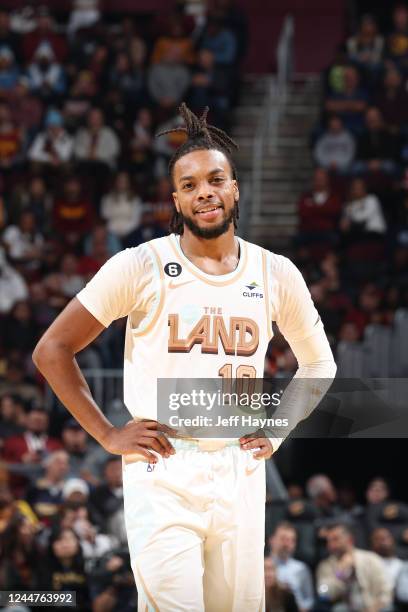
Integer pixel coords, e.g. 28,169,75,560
33,249,174,462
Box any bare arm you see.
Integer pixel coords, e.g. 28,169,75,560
32,298,174,462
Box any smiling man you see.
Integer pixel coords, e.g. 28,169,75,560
33,103,336,611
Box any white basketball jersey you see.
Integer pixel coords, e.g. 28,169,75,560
77,233,324,423
123,234,272,420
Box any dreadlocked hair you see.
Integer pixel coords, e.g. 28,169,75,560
156,103,239,235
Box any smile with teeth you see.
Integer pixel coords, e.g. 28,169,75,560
196,205,222,214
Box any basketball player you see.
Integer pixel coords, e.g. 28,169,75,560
33,104,336,611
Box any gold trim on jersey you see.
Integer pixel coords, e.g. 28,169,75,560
131,242,165,337
262,250,273,340
167,234,248,286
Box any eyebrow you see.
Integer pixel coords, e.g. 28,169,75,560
179,168,226,182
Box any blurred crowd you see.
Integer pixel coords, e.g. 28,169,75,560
265,475,408,611
275,4,408,376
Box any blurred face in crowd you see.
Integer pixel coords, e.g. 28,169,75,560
339,322,360,342
326,526,354,558
115,171,131,193
199,49,215,70
62,426,87,452
385,69,402,89
12,301,32,322
137,108,152,128
307,474,337,506
105,459,123,488
30,177,46,199
52,529,79,561
393,5,408,31
344,66,359,91
27,409,49,434
60,253,78,276
0,395,18,421
359,284,381,312
45,451,70,481
350,178,366,200
371,528,395,558
88,108,104,131
0,103,11,124
19,211,36,233
360,16,378,39
270,526,297,559
0,11,10,33
366,107,383,131
366,478,389,504
264,558,278,589
328,116,343,134
116,52,131,72
63,178,81,201
312,168,329,193
0,484,13,509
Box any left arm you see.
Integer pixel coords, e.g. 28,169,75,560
240,255,336,458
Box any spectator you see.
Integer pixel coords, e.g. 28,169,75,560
44,254,85,303
371,527,404,590
189,49,232,127
313,115,356,173
346,14,384,76
52,176,94,247
129,107,154,178
63,70,98,132
89,457,123,532
37,527,90,609
297,168,341,246
2,301,39,357
74,107,120,170
80,222,121,277
60,418,107,485
325,65,369,134
0,10,21,62
0,248,28,315
28,108,73,170
366,478,390,506
0,394,25,441
10,176,52,232
1,406,62,497
67,0,101,38
264,557,299,612
340,178,387,240
353,107,399,176
0,47,20,92
61,478,90,506
26,450,70,523
100,171,143,241
268,522,314,611
22,7,67,64
90,549,137,612
7,76,43,137
306,474,341,518
316,523,392,611
374,68,408,135
198,13,237,66
147,46,191,111
151,16,194,65
72,508,116,566
2,210,44,273
109,51,145,108
27,42,66,102
386,4,408,75
148,176,174,230
0,101,24,172
0,514,41,589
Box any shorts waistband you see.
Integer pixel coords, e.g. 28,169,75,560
170,437,240,452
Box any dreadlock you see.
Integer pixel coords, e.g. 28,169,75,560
156,103,239,235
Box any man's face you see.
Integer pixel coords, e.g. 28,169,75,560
27,410,48,434
172,149,239,239
371,528,394,557
326,527,353,558
62,427,87,452
271,527,297,558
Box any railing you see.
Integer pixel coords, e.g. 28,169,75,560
251,15,294,221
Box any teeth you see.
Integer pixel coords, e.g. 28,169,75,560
198,207,218,213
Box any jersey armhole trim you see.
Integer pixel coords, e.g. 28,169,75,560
262,249,273,340
131,242,165,338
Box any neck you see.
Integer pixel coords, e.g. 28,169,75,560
180,226,237,262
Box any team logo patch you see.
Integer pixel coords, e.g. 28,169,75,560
243,281,263,298
164,262,182,277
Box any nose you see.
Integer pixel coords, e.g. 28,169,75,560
197,182,215,201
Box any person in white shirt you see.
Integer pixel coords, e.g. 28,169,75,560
269,522,314,611
340,177,386,235
0,247,28,314
100,171,143,240
28,108,73,167
371,527,404,590
74,107,120,169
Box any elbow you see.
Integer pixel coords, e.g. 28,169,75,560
32,338,47,371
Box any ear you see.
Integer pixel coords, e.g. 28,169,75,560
172,191,180,213
232,180,239,202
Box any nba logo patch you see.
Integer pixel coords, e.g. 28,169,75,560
147,463,155,472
